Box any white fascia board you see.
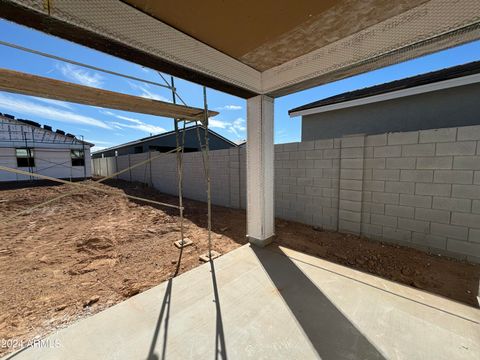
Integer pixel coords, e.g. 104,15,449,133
263,0,480,96
289,72,480,117
11,0,262,94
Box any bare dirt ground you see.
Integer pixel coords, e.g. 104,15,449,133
1,179,479,356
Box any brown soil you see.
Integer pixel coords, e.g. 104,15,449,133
1,179,479,356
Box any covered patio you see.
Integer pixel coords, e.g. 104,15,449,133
3,0,480,247
5,244,479,359
1,1,480,359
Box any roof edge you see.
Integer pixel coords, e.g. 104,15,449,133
1,115,94,146
289,61,480,117
290,72,480,117
91,125,237,155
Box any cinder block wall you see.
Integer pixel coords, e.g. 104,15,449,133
92,124,480,263
92,148,246,209
274,139,341,230
366,126,480,263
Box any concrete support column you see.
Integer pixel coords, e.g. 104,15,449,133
246,95,275,246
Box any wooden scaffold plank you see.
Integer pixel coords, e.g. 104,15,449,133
0,68,218,120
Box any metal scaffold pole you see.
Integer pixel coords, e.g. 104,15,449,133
171,76,186,250
167,75,193,276
81,135,87,180
153,72,217,267
202,86,213,258
0,37,221,276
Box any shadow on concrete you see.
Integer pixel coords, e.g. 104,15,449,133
145,258,227,360
146,232,186,360
209,260,228,360
146,279,172,360
145,234,227,359
251,244,386,360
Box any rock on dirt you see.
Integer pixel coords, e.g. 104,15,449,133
83,296,100,308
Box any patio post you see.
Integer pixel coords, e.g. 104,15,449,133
246,95,275,246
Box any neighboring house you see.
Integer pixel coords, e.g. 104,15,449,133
91,125,237,159
289,61,480,141
0,113,93,182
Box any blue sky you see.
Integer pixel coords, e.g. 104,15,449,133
0,19,480,151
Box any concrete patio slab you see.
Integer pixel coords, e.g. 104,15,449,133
4,244,479,360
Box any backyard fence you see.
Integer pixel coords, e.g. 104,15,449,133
92,124,480,263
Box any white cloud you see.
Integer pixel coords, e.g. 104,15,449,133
0,93,111,129
232,117,246,131
115,115,143,124
57,63,104,88
208,118,229,129
215,104,242,111
226,117,246,138
32,97,73,109
86,139,113,145
207,117,246,139
128,82,170,102
91,146,107,152
100,110,165,134
100,110,115,116
276,129,287,139
110,121,165,134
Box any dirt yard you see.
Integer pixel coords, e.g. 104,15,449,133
1,179,479,356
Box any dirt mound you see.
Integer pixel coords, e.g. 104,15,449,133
76,237,115,253
0,180,246,357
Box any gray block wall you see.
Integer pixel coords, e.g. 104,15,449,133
92,124,480,263
92,148,246,209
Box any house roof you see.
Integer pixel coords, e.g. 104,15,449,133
91,125,237,154
0,113,94,146
289,61,480,117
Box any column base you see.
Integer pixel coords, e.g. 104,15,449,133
247,235,275,248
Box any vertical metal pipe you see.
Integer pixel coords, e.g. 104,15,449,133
203,86,212,258
23,131,33,181
171,76,185,246
81,135,87,180
148,150,153,186
115,153,119,180
128,154,132,182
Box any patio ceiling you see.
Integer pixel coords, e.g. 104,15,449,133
1,1,480,97
122,0,428,72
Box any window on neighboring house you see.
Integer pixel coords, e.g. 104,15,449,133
16,148,35,168
71,149,85,166
134,146,143,154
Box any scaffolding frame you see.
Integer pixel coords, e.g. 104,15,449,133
0,41,216,273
